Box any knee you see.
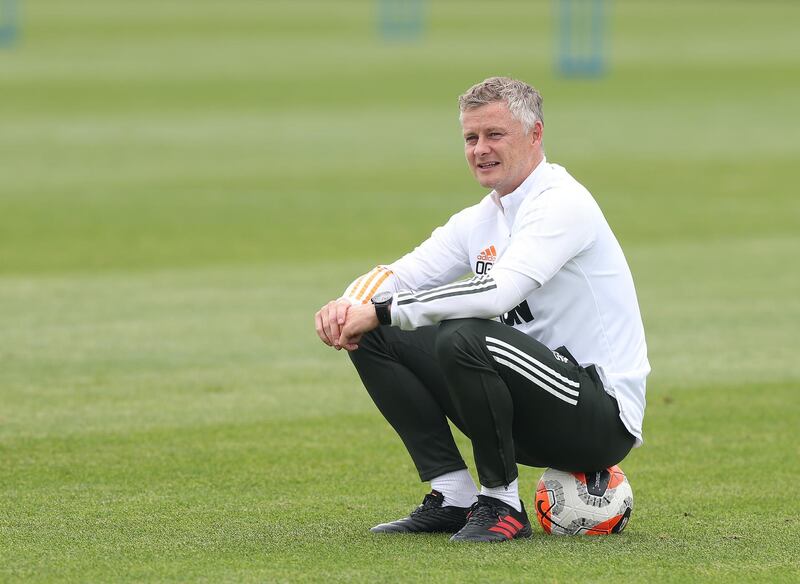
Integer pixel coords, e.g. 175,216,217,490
347,327,385,366
347,324,412,366
435,318,485,363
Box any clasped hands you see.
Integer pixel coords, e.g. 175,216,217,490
315,298,379,351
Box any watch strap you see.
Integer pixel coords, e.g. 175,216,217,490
371,294,393,326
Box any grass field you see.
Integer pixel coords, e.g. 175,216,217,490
2,1,799,581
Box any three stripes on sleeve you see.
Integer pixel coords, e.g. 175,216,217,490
396,274,497,306
344,268,500,307
343,266,395,304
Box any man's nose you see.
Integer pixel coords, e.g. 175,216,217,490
474,136,491,155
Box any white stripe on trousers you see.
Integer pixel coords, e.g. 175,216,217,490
485,337,580,390
485,337,579,405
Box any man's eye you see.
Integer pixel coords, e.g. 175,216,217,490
490,132,502,138
465,136,478,144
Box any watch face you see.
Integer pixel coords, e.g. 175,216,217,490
371,291,393,304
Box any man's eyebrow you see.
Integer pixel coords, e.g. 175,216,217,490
463,127,505,136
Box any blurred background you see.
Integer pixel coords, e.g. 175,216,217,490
2,0,798,407
1,1,798,580
3,0,798,272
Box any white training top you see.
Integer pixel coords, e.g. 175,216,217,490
342,158,650,446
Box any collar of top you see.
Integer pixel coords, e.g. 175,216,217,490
490,156,549,215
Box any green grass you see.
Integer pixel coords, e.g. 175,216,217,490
1,1,799,581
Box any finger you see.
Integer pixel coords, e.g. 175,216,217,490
339,322,362,349
343,333,362,351
336,300,350,326
327,303,341,347
321,306,336,347
338,322,352,349
315,311,333,346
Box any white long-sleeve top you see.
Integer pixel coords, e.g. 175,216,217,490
342,159,650,446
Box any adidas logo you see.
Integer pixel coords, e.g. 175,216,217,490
475,245,497,275
477,245,497,262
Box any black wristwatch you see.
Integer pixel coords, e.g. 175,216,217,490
371,291,393,326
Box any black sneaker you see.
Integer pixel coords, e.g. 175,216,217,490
450,495,532,542
370,490,470,534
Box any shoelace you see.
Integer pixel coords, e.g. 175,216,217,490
410,493,442,516
466,499,503,527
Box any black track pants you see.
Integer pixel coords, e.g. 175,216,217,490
349,318,635,488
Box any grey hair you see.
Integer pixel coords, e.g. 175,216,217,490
458,77,544,133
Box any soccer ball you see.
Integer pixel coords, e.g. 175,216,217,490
534,465,633,535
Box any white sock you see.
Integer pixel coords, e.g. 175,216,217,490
480,478,521,512
430,469,478,508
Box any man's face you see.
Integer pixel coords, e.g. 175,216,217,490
461,101,543,196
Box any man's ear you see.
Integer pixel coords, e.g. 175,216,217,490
530,120,543,145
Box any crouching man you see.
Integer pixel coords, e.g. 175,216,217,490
315,77,649,543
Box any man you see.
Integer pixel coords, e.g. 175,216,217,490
315,77,649,543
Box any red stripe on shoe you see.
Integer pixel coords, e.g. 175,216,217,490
496,520,520,535
503,515,524,530
489,525,515,539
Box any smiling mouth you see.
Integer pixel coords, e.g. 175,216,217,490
477,162,500,169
